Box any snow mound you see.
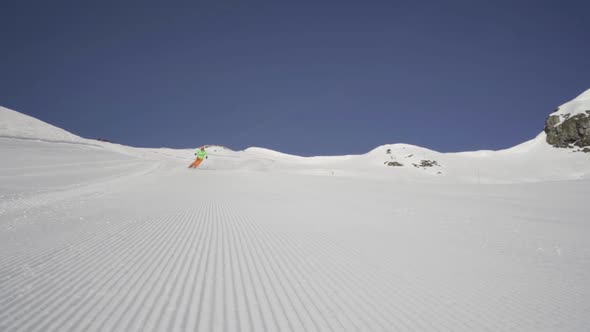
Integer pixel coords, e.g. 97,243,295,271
244,147,301,159
0,106,85,143
549,88,590,126
367,143,440,157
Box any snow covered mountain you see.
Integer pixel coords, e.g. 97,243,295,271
1,93,590,331
0,106,87,143
3,96,589,183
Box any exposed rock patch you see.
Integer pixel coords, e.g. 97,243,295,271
545,109,590,148
412,160,440,168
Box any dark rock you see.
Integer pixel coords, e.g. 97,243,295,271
545,113,590,148
386,161,404,167
583,148,590,153
412,160,440,168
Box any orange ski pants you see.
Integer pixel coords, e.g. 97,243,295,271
189,158,203,168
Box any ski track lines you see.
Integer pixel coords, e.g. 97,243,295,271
1,199,587,331
0,159,162,217
0,200,446,332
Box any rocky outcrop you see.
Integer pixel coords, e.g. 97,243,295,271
412,160,440,168
545,110,590,148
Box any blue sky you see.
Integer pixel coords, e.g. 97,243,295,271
1,0,589,155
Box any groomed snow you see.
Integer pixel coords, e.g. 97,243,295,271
1,104,590,331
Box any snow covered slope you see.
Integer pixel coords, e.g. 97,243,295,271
1,103,590,331
549,88,590,126
194,135,589,183
2,104,589,183
0,106,88,143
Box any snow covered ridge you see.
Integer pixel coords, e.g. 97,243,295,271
2,99,590,182
0,106,86,143
549,88,590,124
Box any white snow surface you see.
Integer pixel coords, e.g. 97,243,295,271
549,88,590,125
0,106,88,143
1,105,590,331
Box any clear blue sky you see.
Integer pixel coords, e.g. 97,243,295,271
1,0,589,155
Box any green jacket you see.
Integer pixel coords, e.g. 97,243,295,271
195,149,208,159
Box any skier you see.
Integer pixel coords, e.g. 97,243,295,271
188,146,208,168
